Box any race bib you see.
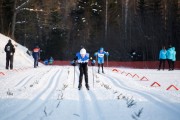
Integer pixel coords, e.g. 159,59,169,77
98,53,104,58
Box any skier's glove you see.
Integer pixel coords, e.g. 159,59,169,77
91,60,96,66
70,60,77,66
106,52,109,56
94,52,98,57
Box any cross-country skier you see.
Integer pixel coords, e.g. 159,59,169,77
94,47,109,73
4,39,15,70
72,48,90,90
32,45,40,68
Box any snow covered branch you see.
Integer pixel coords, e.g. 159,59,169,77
16,0,31,11
20,8,44,12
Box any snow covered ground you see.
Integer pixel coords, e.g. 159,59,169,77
0,33,180,120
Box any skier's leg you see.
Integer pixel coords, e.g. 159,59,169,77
102,63,104,73
10,55,14,69
6,55,9,69
98,63,100,73
84,64,89,89
78,64,83,89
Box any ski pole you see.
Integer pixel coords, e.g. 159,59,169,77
107,55,108,67
92,66,94,88
96,55,97,66
73,65,75,88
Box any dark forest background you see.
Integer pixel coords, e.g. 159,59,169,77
0,0,179,61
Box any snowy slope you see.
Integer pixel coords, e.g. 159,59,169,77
0,65,180,120
0,33,35,69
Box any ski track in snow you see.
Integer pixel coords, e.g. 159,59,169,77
1,67,63,120
14,67,53,89
100,72,180,115
23,68,64,120
75,68,104,120
0,66,180,120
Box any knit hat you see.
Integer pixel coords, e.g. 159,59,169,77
80,48,86,55
100,47,104,51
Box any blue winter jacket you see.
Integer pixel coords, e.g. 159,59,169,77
166,48,174,60
76,52,89,63
172,47,176,61
159,49,167,59
94,50,108,64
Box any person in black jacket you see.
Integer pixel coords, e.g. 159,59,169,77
4,40,15,70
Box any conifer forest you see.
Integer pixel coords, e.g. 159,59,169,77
0,0,180,60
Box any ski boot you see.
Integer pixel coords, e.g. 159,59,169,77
85,84,89,90
78,84,82,90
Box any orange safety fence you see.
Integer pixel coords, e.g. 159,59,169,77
46,61,180,69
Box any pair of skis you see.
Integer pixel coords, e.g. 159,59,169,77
78,86,89,90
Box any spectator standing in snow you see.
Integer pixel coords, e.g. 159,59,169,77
171,47,176,70
4,39,15,70
166,45,174,71
43,59,49,65
32,45,40,68
73,48,90,90
94,47,109,73
158,46,167,70
49,57,54,65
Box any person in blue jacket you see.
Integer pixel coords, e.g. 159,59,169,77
158,46,167,70
171,47,176,70
73,48,90,90
94,47,109,73
32,45,40,68
49,57,54,65
166,45,174,71
43,59,49,65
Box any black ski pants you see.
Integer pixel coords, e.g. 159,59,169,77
6,55,14,69
79,63,88,86
98,63,104,72
172,61,175,70
34,58,39,68
167,59,173,70
158,59,166,70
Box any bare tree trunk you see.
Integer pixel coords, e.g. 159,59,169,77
11,0,17,39
11,12,17,39
105,0,108,42
0,0,4,33
11,0,31,39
